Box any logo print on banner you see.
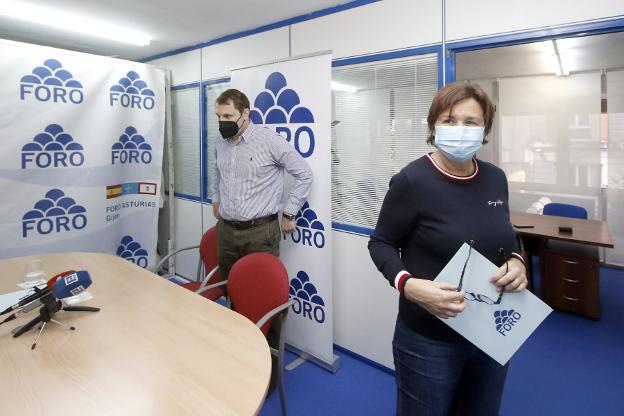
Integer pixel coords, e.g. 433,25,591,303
289,271,325,323
21,124,84,169
116,235,149,268
283,201,325,248
22,189,87,238
20,59,84,104
250,72,315,158
109,71,155,110
111,127,152,165
494,309,522,336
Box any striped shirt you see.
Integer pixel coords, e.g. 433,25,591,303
209,123,313,221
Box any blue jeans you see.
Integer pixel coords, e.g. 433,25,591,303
393,317,508,416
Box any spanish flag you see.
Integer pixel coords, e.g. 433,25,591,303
106,184,122,199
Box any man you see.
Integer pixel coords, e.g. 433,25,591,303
209,88,313,280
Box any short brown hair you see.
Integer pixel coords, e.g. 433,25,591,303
215,89,250,114
426,82,495,145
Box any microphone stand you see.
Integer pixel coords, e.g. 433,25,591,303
11,292,100,350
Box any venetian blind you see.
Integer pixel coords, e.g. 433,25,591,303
331,54,438,229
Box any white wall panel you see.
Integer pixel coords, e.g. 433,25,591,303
291,0,441,59
446,0,624,41
332,231,398,369
149,49,202,85
201,27,290,80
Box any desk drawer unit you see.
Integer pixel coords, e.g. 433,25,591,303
540,245,600,319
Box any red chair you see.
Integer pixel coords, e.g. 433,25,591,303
227,252,294,416
154,227,226,301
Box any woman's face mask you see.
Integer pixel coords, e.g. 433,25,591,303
434,125,484,162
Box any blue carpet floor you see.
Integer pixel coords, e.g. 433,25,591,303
260,265,624,415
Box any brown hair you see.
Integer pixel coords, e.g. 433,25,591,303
426,82,495,145
215,89,250,114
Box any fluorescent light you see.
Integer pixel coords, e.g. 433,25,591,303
0,1,151,46
550,40,569,76
331,81,358,93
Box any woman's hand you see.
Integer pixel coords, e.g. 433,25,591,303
490,257,527,292
403,279,465,319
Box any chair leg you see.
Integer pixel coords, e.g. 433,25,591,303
275,314,288,416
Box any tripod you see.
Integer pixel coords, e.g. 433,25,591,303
12,292,100,350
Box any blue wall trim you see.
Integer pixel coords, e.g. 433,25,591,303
171,82,200,91
140,0,381,63
332,44,440,68
332,222,373,237
446,16,624,52
173,192,202,202
333,343,395,376
203,76,231,86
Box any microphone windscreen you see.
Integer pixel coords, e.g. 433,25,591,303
51,271,92,299
47,270,77,291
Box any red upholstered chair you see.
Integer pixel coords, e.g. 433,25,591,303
154,227,226,301
227,252,294,416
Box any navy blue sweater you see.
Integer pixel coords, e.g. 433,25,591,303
368,154,521,342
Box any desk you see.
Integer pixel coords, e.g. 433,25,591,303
0,253,271,416
511,212,614,319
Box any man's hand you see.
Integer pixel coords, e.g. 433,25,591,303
212,202,221,220
403,279,466,319
281,217,296,235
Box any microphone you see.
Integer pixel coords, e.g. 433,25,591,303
0,286,49,315
51,271,92,299
0,270,77,316
0,298,44,325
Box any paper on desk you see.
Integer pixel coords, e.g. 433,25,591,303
0,289,33,311
434,243,553,365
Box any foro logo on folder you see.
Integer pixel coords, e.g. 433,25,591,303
494,309,522,336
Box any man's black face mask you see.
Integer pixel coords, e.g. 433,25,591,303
219,114,243,139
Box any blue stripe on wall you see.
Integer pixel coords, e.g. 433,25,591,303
140,0,381,62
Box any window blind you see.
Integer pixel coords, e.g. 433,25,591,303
331,54,438,229
205,81,230,201
171,87,200,197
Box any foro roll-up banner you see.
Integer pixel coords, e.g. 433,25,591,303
231,52,337,370
0,40,165,270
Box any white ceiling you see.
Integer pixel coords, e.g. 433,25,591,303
0,0,350,61
457,31,624,80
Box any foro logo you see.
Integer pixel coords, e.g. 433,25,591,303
21,124,84,169
116,235,149,268
109,71,155,110
20,59,84,104
495,309,522,336
283,201,325,248
289,271,325,324
111,127,152,164
250,72,315,158
22,189,87,237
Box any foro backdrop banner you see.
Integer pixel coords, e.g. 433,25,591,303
231,52,335,368
0,40,165,270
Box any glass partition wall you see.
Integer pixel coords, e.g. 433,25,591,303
456,31,624,266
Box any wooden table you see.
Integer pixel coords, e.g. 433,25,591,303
510,212,614,319
0,253,271,416
510,212,614,248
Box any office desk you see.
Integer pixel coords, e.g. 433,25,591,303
0,253,271,416
510,212,614,319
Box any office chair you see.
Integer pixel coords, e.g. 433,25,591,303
543,203,588,219
227,252,294,416
153,226,226,301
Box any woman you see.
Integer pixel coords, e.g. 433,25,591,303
368,82,527,416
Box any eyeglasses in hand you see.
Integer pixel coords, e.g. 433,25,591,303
457,241,508,305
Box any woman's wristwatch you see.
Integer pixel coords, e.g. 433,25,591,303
282,212,295,221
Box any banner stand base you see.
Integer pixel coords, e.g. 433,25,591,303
286,343,341,374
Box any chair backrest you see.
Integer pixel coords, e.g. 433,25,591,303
199,227,223,284
543,203,588,219
227,253,290,334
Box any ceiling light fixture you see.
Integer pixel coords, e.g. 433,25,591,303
550,40,569,76
0,1,151,46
